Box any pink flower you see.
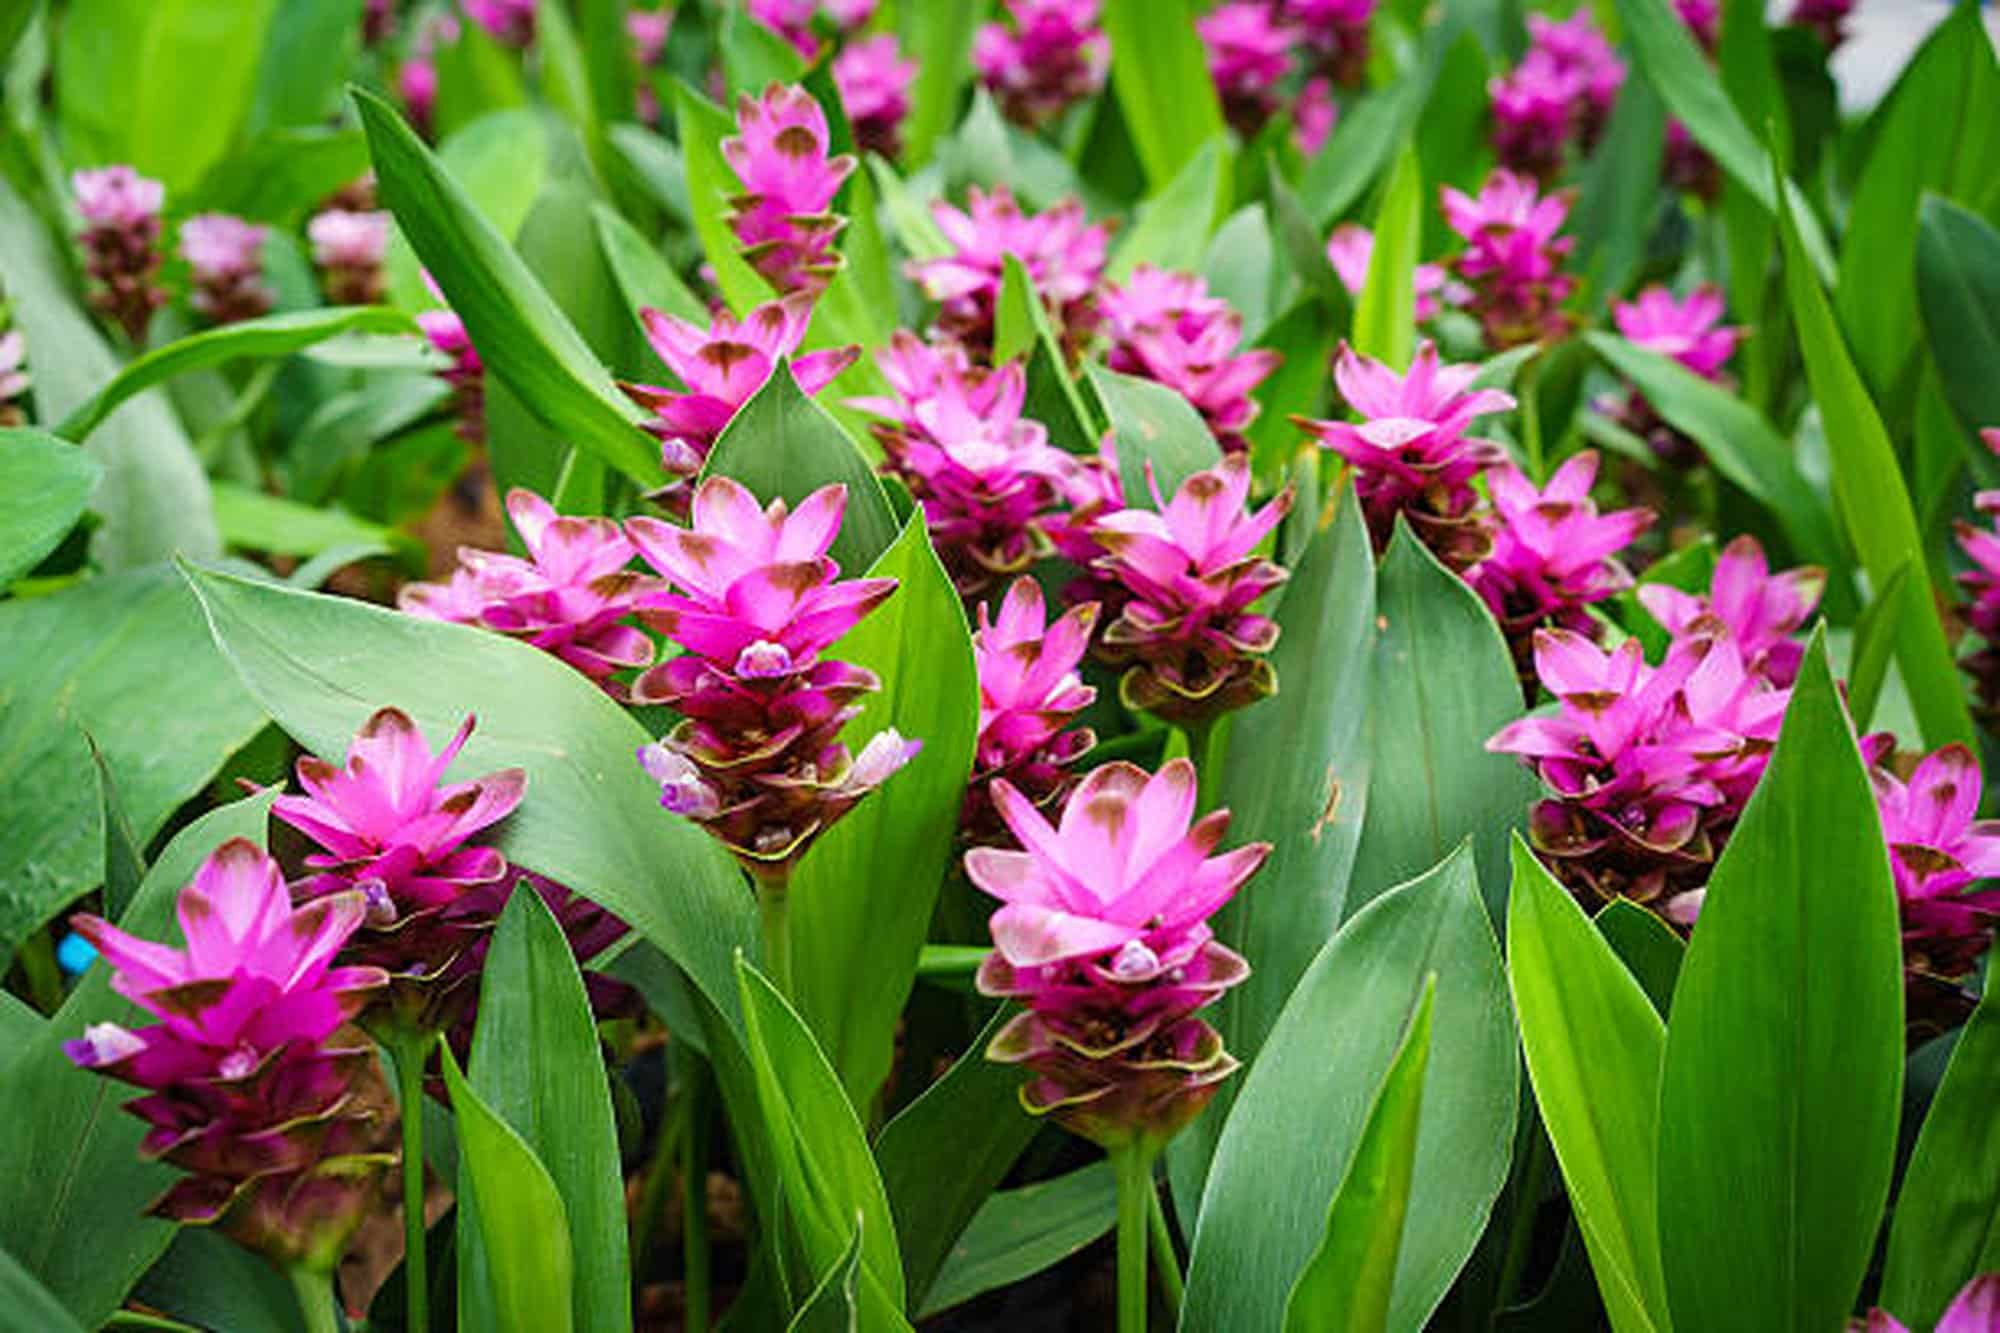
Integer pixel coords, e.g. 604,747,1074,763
416,304,485,442
1294,76,1338,156
66,839,392,1268
627,478,917,876
1101,265,1279,455
1675,0,1720,52
1663,119,1720,200
969,758,1268,1148
1613,284,1741,381
179,213,273,325
1044,436,1130,614
72,165,166,341
1471,451,1652,645
362,0,395,45
747,0,876,54
1198,1,1296,138
1323,223,1457,320
1297,340,1513,561
1790,0,1853,50
399,56,439,136
400,489,657,695
74,164,164,231
910,186,1112,360
1637,536,1822,687
620,294,858,488
834,33,917,159
0,329,29,424
1284,0,1374,84
627,9,671,66
965,578,1099,842
1861,1274,2000,1333
1523,12,1624,146
1490,56,1582,182
1092,453,1293,725
465,0,535,46
307,209,390,306
1442,169,1577,348
724,83,856,296
1957,489,2000,724
975,0,1109,129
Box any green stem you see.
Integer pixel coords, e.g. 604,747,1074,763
287,1265,341,1333
390,1033,431,1333
681,1050,714,1331
1113,1144,1156,1333
628,1079,685,1272
1519,352,1545,481
756,872,793,996
1494,1124,1554,1312
1146,1185,1184,1313
1179,719,1228,818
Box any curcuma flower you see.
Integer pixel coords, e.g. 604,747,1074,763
272,708,527,1032
747,0,876,55
909,186,1112,362
1324,224,1459,322
1198,1,1295,139
1523,11,1624,148
1489,55,1583,183
1601,283,1744,461
969,758,1268,1149
308,209,391,306
73,165,167,342
1294,76,1337,156
1100,265,1281,456
627,477,920,879
465,0,536,46
975,0,1110,129
1284,0,1375,86
399,489,658,697
1442,169,1577,349
1859,1274,2000,1333
834,33,917,159
1297,339,1513,566
1637,535,1822,687
723,83,856,297
416,305,485,443
179,214,273,325
619,294,858,495
66,840,394,1271
1091,453,1293,727
1956,486,2000,725
965,578,1099,844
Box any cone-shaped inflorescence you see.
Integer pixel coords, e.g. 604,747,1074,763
1100,265,1280,457
974,0,1109,130
308,207,390,306
73,165,167,341
1638,535,1822,689
1442,169,1577,349
833,33,916,159
179,213,274,326
415,301,485,442
964,577,1099,845
723,83,856,297
1599,284,1743,464
1285,0,1376,86
909,186,1111,363
1954,442,2000,726
1198,2,1295,139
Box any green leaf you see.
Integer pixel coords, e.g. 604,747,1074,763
248,0,362,134
994,255,1101,450
1283,977,1436,1333
1917,195,2000,447
56,0,279,193
1655,632,1904,1333
866,155,951,259
1247,300,1339,478
0,429,100,587
431,15,528,142
192,126,371,226
1352,140,1422,371
789,1218,864,1333
898,0,984,167
440,1043,576,1333
465,885,630,1333
1570,76,1666,309
0,568,268,966
1183,844,1518,1333
1508,839,1670,1333
577,0,635,127
353,87,662,487
1847,562,1915,733
0,1247,85,1333
592,202,707,371
674,78,773,316
88,736,145,922
1776,171,1976,753
131,1227,307,1333
382,108,550,309
209,481,412,567
1882,983,2000,1330
1101,0,1224,189
1108,137,1229,282
1593,900,1683,1019
1348,521,1537,919
1203,204,1277,340
719,4,805,95
918,1163,1115,1318
1299,13,1465,227
0,792,275,1327
1086,362,1223,506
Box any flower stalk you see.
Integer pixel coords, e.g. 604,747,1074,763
288,1264,341,1333
1113,1142,1157,1332
756,869,795,998
388,1029,431,1333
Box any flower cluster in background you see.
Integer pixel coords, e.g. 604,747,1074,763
73,165,167,341
179,214,273,325
723,83,856,297
976,0,1110,129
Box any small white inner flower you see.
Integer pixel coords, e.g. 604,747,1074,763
1110,939,1159,981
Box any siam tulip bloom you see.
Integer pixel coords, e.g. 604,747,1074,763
399,55,439,136
0,329,28,427
1471,450,1653,652
1197,1,1296,139
1523,11,1625,147
1091,453,1293,726
72,165,166,341
628,8,670,65
619,294,859,496
1638,536,1822,687
1958,479,2000,723
910,186,1112,361
1284,0,1375,86
1100,265,1280,455
850,332,1076,594
1489,56,1583,182
1324,224,1457,321
1600,284,1742,462
1296,340,1514,564
969,758,1268,1148
723,83,856,297
747,0,877,55
465,0,536,46
400,489,658,695
66,840,394,1270
1863,737,2000,1038
1858,1274,2000,1333
1294,76,1337,157
833,34,917,159
416,306,485,442
965,578,1099,843
627,477,920,878
1442,169,1577,348
307,209,390,306
1044,435,1130,615
1662,119,1720,201
1790,0,1853,50
272,708,527,1031
180,213,273,326
975,0,1110,129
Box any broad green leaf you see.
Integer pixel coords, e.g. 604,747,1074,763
1656,633,1903,1333
1299,12,1466,227
440,1044,575,1333
1509,840,1670,1333
1776,173,1976,753
1413,31,1494,246
382,107,550,310
1348,521,1537,919
593,201,707,329
0,1247,85,1333
1101,0,1224,189
1109,137,1229,282
1882,983,2000,1330
88,737,145,922
674,78,773,316
898,1,984,167
210,481,414,568
431,14,528,142
1847,562,1915,733
1202,204,1276,341
1087,362,1223,506
1353,140,1421,371
354,88,662,487
919,1163,1115,1318
1570,76,1666,309
1283,978,1436,1333
0,568,267,965
1183,844,1518,1333
577,0,635,126
534,0,604,172
804,169,895,401
193,126,371,226
867,155,951,259
0,793,274,1326
720,4,805,95
248,0,362,134
56,0,279,193
994,255,1100,451
1917,196,2000,447
1594,900,1683,1020
465,886,630,1333
1268,164,1349,314
132,1227,307,1333
1247,300,1339,479
790,1219,864,1333
0,429,100,587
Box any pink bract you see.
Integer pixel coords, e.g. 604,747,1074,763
1637,535,1823,687
1198,1,1295,138
975,0,1109,128
72,165,166,341
965,577,1099,842
1442,169,1577,348
833,33,917,158
465,0,535,46
723,83,856,295
1866,741,2000,990
1101,265,1280,456
1613,284,1742,381
909,186,1112,360
1471,450,1651,645
180,213,274,325
1860,1274,2000,1333
1324,223,1457,319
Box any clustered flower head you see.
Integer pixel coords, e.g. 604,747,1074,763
400,489,658,697
628,477,920,880
73,165,167,341
964,578,1099,844
1599,284,1745,462
465,0,535,47
1488,12,1625,177
1442,169,1577,349
1790,0,1854,50
398,13,459,137
850,332,1075,594
1197,1,1295,139
747,0,876,56
415,306,485,442
1297,340,1513,565
272,708,527,1032
1639,536,1823,688
362,0,394,45
970,758,1268,1149
0,327,28,427
975,0,1110,130
1294,76,1338,156
723,83,857,297
833,33,917,159
1957,480,2000,726
620,294,857,496
1091,453,1292,727
1859,1274,2000,1333
1100,265,1280,456
308,208,391,306
1285,0,1375,86
66,840,395,1271
179,213,273,326
910,186,1112,361
628,9,671,125
1324,224,1458,322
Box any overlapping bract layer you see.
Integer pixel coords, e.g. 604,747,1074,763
308,208,390,306
966,578,1098,843
909,186,1111,360
834,33,916,158
1442,169,1577,349
1101,265,1280,456
73,165,166,340
1602,285,1744,461
1470,450,1650,649
1286,0,1375,85
1198,1,1294,137
975,0,1109,129
1859,1274,2000,1333
180,213,273,325
1488,13,1624,177
1954,454,2000,722
723,84,856,296
415,306,486,442
1638,536,1823,688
